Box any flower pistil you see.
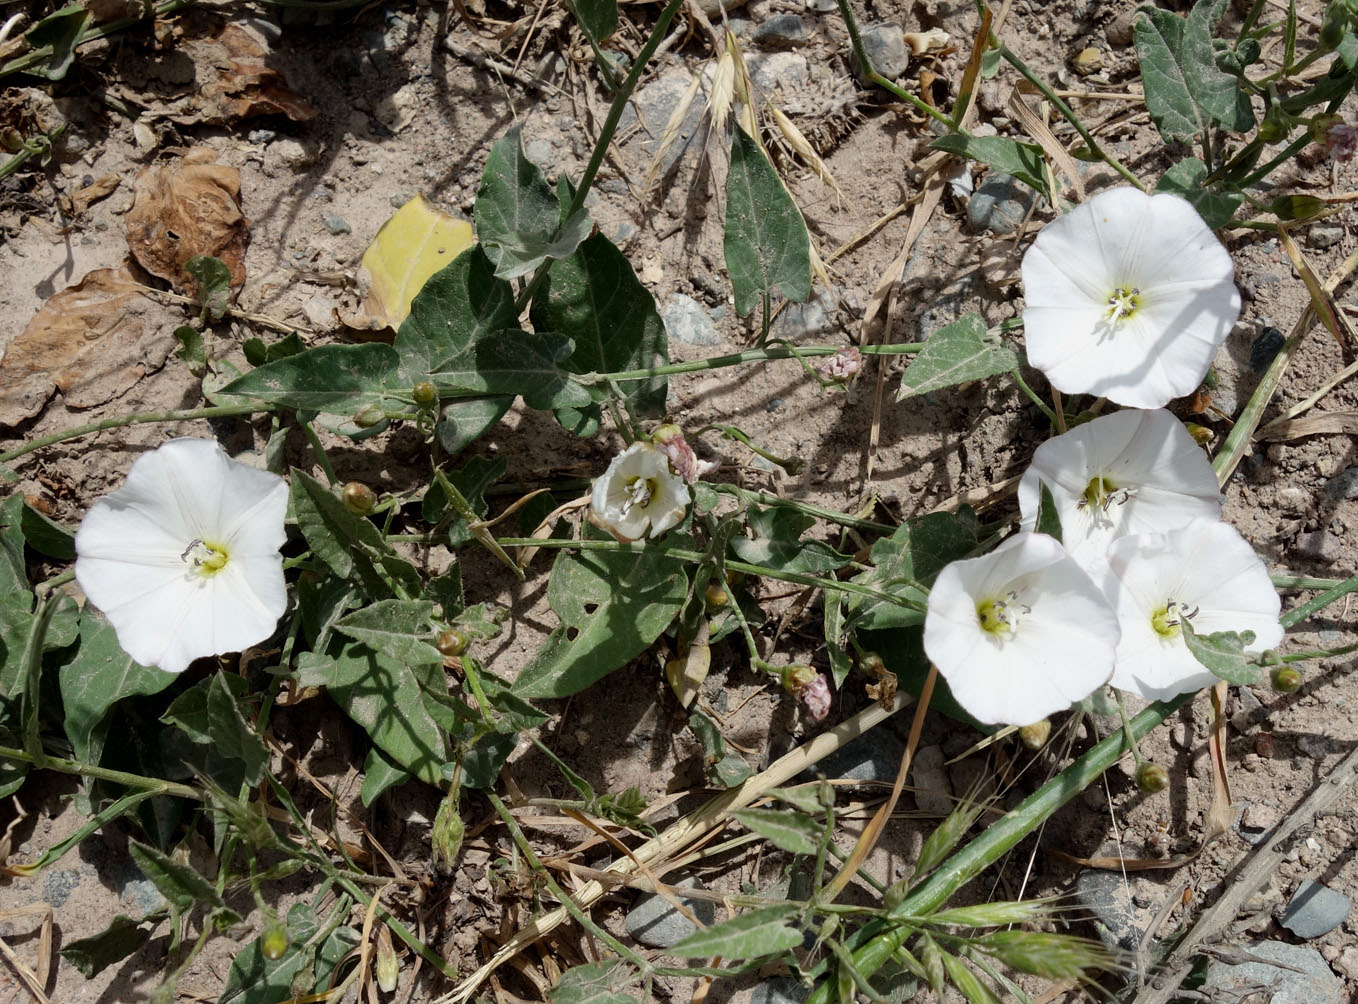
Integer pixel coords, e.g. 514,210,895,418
182,538,230,577
1150,598,1198,640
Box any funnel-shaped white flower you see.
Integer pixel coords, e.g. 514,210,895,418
1018,408,1221,572
1105,519,1283,702
590,442,690,541
1022,188,1240,408
924,533,1120,726
75,439,289,674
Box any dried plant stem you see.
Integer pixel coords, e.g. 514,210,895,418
0,404,264,467
435,690,914,1004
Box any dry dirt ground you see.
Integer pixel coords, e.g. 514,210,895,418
1,0,1357,1001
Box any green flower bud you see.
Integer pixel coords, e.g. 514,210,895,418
780,664,817,695
353,404,386,428
341,481,377,515
1137,762,1170,794
1270,194,1326,221
1271,665,1302,693
412,381,437,407
704,584,729,610
261,920,289,960
432,786,465,871
436,628,469,657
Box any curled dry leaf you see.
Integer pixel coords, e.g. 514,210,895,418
0,263,178,427
183,17,317,125
124,146,249,294
69,174,119,213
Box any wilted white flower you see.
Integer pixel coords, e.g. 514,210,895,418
1018,408,1221,572
590,442,690,541
1022,187,1240,408
652,424,719,485
818,346,863,382
1104,519,1283,702
74,438,289,674
923,533,1120,726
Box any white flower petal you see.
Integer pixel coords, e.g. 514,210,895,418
924,533,1119,726
590,442,690,542
1106,520,1282,701
1021,188,1240,409
75,438,289,674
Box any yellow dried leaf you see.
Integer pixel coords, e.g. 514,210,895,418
348,195,474,331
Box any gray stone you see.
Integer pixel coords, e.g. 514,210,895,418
771,287,837,341
911,744,951,815
746,52,810,93
607,220,638,244
1075,870,1144,952
42,868,82,909
749,976,810,1004
322,211,351,235
1295,530,1341,564
754,13,809,48
247,128,276,144
524,139,555,167
1297,734,1332,758
805,0,836,11
801,726,905,783
692,0,746,16
624,876,718,948
663,294,721,346
1308,224,1344,250
1237,801,1279,846
622,69,705,178
852,23,909,80
967,173,1038,235
1324,467,1358,501
1202,939,1342,1004
1283,880,1352,938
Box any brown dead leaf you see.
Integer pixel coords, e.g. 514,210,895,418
70,174,119,212
0,263,178,427
125,147,248,293
175,13,315,124
83,0,142,22
1259,411,1358,440
0,87,64,138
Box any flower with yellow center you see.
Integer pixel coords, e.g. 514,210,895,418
590,442,690,542
923,533,1120,726
1021,187,1240,408
74,438,289,674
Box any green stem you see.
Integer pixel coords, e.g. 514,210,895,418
0,744,203,800
1009,368,1060,426
709,484,894,533
301,421,338,486
837,0,952,127
806,694,1192,1003
994,43,1146,192
512,0,687,316
490,536,928,610
1282,642,1358,662
1272,574,1344,590
5,789,162,876
0,123,67,181
0,404,265,466
599,343,922,384
1280,573,1358,629
0,0,198,77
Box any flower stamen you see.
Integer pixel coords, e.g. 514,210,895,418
619,476,655,517
977,590,1028,639
181,538,230,577
1104,286,1141,323
1151,597,1198,639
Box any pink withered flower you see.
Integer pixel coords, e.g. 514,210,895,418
1315,116,1358,162
782,664,832,722
818,346,863,381
652,424,719,485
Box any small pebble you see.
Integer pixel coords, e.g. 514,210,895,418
662,294,721,346
1307,224,1344,250
1323,467,1358,501
1105,10,1135,45
911,745,952,815
1294,530,1341,564
623,876,718,948
852,23,909,79
1297,734,1332,759
322,212,352,235
1282,880,1353,939
753,13,809,48
967,172,1038,235
1333,945,1358,979
1250,326,1286,372
1071,46,1103,74
750,977,810,1004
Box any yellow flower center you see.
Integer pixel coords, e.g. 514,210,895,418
1082,475,1117,510
977,591,1026,639
620,476,656,516
182,538,230,578
1151,598,1197,639
1105,286,1141,324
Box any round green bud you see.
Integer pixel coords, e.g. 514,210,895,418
261,921,289,960
704,585,729,610
412,381,437,407
432,789,465,871
1271,665,1302,693
353,404,386,428
341,481,377,515
1137,762,1170,794
436,628,469,657
858,652,886,678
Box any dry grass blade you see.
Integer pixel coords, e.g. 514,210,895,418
768,105,848,205
1204,682,1233,840
707,49,734,135
0,904,54,1004
645,72,704,192
1259,410,1358,440
1277,224,1352,353
436,690,913,1004
1005,89,1086,202
516,493,590,570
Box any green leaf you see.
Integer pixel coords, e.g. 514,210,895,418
567,0,617,44
669,905,804,959
1135,0,1253,144
243,331,305,367
513,539,689,698
897,313,1017,400
220,903,322,1004
724,127,811,317
929,135,1050,202
1155,157,1242,229
1034,482,1062,544
24,3,90,80
0,494,35,710
59,616,176,765
160,672,269,785
476,126,593,279
1182,620,1264,684
428,327,593,411
174,325,207,376
730,808,822,855
437,396,513,455
848,512,978,631
184,254,233,320
421,455,505,531
326,641,454,786
396,244,517,378
219,343,404,416
128,839,225,913
60,913,158,978
290,469,421,598
19,501,74,559
729,505,851,574
530,233,669,416
550,959,638,1004
334,599,443,666
360,745,413,806
941,950,1004,1004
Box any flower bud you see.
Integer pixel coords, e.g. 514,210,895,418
375,925,400,993
1183,422,1213,447
1137,762,1170,794
780,664,818,694
261,920,289,960
1270,194,1326,221
412,381,437,407
341,481,377,515
704,584,729,610
858,652,886,678
436,628,469,657
1018,719,1051,750
432,786,465,871
354,404,386,428
1270,665,1302,693
652,424,717,485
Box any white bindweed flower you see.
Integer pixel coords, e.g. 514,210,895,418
923,532,1120,726
1022,187,1240,408
590,442,690,541
75,439,289,674
1018,408,1221,572
1105,519,1283,702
